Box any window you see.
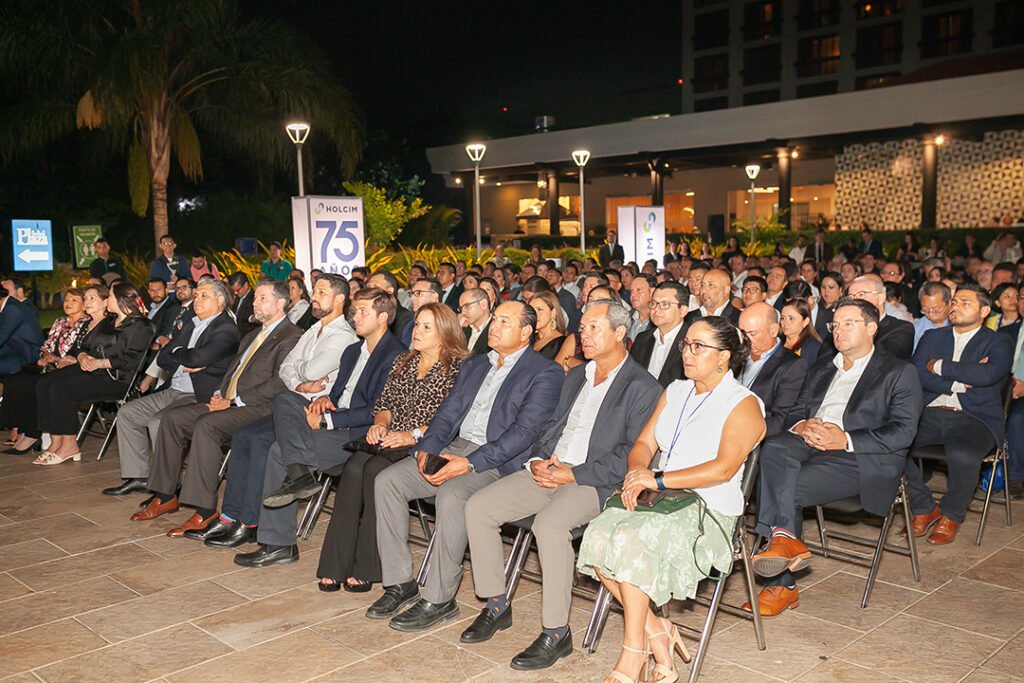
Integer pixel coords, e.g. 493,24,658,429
856,23,902,67
993,1,1024,48
743,89,780,105
694,96,729,112
796,80,839,97
693,54,730,92
921,10,972,57
744,1,781,40
798,0,841,29
856,72,899,89
797,34,840,76
694,9,731,50
856,0,902,20
743,44,782,84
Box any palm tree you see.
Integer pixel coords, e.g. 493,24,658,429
0,0,363,250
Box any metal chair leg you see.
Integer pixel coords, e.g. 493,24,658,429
861,505,895,609
503,528,525,583
76,404,96,442
977,453,999,546
688,571,727,683
584,586,612,654
417,532,435,586
738,531,766,650
815,505,830,557
299,475,332,540
504,530,533,602
1002,448,1013,527
413,499,432,540
218,449,232,480
899,481,921,582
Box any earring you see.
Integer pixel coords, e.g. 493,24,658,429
717,367,723,373
551,319,557,330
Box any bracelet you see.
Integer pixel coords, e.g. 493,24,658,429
654,471,666,491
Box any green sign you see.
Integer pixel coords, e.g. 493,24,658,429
72,224,103,269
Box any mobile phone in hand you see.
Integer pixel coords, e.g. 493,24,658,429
422,453,447,475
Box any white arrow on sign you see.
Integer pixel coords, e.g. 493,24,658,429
18,249,48,263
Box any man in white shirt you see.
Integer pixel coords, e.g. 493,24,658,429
765,266,788,310
460,301,661,669
627,273,656,341
628,281,688,387
686,262,709,311
913,282,951,350
683,268,740,328
788,235,808,263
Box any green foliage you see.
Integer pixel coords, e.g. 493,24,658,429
342,181,429,248
400,206,462,246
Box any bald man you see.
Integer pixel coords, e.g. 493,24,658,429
818,274,914,362
738,303,806,436
683,268,740,329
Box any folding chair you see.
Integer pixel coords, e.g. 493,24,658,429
803,474,920,608
582,447,765,683
502,516,588,603
77,344,155,461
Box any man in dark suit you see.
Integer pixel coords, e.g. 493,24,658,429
819,274,914,362
630,281,688,387
460,288,492,355
738,303,805,437
367,301,564,632
235,288,405,566
746,298,922,616
0,291,43,378
545,266,581,333
764,265,790,312
437,262,463,313
683,268,741,330
145,278,181,340
598,231,625,268
228,272,257,336
131,279,302,528
904,283,1014,545
810,230,834,266
461,299,660,669
881,261,920,318
368,270,412,339
861,227,883,258
103,280,240,496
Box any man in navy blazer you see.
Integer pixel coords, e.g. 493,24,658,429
368,301,564,633
240,289,405,567
904,283,1014,545
0,292,43,378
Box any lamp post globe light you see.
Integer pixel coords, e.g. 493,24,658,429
744,164,761,246
572,150,591,254
466,143,487,258
285,122,311,197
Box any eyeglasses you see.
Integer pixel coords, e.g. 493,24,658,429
410,290,435,298
826,320,867,333
649,300,683,311
848,290,881,298
680,339,725,354
457,300,484,313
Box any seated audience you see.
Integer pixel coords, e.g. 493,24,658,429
820,274,914,361
577,317,765,683
748,298,922,615
914,282,952,350
146,278,181,339
738,303,805,436
683,268,740,328
367,270,412,338
985,283,1019,331
286,277,311,327
459,287,492,354
0,285,44,379
628,273,656,342
462,299,660,670
904,284,1014,544
555,285,619,373
364,301,563,632
780,298,822,363
629,282,688,387
401,278,442,347
227,272,258,336
742,275,768,309
529,290,567,360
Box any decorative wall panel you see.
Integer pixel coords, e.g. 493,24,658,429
835,140,922,231
938,130,1024,228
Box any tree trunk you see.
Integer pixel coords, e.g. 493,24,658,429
147,110,173,254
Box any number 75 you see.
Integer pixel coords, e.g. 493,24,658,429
315,220,360,263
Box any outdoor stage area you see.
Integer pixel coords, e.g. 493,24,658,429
1,439,1023,683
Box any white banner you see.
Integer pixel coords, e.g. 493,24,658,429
291,196,365,279
617,206,665,268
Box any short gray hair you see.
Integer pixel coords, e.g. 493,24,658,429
587,298,632,337
198,279,230,310
257,277,289,305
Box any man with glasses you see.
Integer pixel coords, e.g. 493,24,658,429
629,281,688,387
914,282,952,351
400,278,442,347
821,274,914,362
881,261,919,317
746,297,922,616
742,276,768,309
738,303,804,437
904,283,1014,545
460,288,492,354
149,234,192,288
227,272,257,336
975,261,994,291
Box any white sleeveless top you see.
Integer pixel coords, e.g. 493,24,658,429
653,371,764,516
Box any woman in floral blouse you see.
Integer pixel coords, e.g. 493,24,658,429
316,303,469,592
1,287,93,454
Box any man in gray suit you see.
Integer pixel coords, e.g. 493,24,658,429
460,299,661,670
132,279,302,532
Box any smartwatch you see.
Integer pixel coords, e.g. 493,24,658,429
654,471,666,491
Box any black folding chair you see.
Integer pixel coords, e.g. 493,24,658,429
502,515,588,603
76,343,155,461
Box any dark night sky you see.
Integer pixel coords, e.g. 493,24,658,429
247,1,684,148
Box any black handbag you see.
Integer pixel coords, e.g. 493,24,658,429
343,439,412,464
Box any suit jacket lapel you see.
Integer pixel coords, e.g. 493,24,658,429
587,363,632,456
845,352,884,417
807,362,839,416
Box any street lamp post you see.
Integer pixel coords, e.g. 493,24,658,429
466,143,487,258
285,122,311,197
572,150,591,255
745,164,761,246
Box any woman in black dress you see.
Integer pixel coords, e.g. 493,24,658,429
530,290,567,360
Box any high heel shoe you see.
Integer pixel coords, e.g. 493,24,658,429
605,644,650,683
647,618,692,683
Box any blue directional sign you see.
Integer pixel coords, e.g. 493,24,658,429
12,219,54,272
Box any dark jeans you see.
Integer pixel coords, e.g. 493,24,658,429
0,369,43,438
1006,397,1024,482
221,415,276,526
36,366,127,435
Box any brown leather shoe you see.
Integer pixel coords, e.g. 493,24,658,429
742,585,799,616
751,536,812,578
927,516,960,545
905,505,941,538
130,496,179,521
166,512,217,538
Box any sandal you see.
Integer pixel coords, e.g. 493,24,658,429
605,644,650,683
343,578,373,593
32,451,82,466
648,617,691,683
318,579,341,593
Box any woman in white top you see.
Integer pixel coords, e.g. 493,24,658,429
286,277,310,324
577,316,766,683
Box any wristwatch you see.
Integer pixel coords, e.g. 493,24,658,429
319,414,329,430
411,427,423,441
466,459,476,473
654,471,666,491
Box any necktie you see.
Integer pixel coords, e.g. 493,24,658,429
225,328,269,400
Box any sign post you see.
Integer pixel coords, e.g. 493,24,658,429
12,219,54,272
291,196,365,280
71,224,103,269
617,206,666,268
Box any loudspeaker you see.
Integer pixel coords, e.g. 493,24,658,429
707,214,725,245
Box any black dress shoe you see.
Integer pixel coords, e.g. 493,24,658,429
388,598,459,632
460,606,513,643
3,442,41,455
204,522,257,548
510,630,574,671
183,518,232,542
102,479,149,496
233,544,298,568
366,583,420,619
261,471,321,508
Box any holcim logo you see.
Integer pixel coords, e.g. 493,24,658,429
314,202,325,215
643,211,656,232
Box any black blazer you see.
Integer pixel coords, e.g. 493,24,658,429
419,347,564,476
79,316,155,382
232,289,257,336
464,323,492,355
813,303,833,341
747,345,805,437
325,333,406,438
913,326,1014,445
441,283,464,313
531,356,661,502
782,350,923,515
599,243,625,267
391,305,413,339
149,299,181,338
819,314,915,363
556,288,580,333
810,241,833,264
629,324,684,388
156,312,241,402
218,319,303,409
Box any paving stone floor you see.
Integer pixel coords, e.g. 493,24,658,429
0,440,1023,682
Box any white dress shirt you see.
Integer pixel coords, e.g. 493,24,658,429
459,345,529,445
466,323,486,351
278,315,357,400
929,325,980,410
739,340,781,388
168,312,220,394
549,355,627,466
698,301,728,318
647,321,684,379
798,348,875,451
336,343,371,411
765,291,783,307
789,245,807,262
